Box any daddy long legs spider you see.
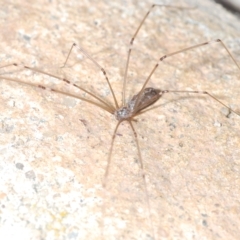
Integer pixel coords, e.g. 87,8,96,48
1,2,240,240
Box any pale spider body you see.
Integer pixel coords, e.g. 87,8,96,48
115,87,162,121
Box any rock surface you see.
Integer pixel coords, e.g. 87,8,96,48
0,0,240,239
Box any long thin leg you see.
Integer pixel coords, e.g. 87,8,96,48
135,39,240,109
103,120,122,187
102,120,155,238
167,90,240,116
136,89,240,117
122,4,196,106
0,63,115,113
62,43,119,109
0,73,113,114
101,120,121,239
128,120,155,240
0,63,18,69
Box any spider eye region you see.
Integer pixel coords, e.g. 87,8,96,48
114,107,132,121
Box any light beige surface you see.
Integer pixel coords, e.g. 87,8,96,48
0,0,240,240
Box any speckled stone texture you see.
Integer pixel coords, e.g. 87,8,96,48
0,0,240,240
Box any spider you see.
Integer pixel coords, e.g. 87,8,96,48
1,3,239,239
